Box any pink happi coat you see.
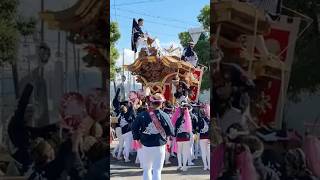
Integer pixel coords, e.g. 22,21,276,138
131,140,142,150
236,147,258,180
204,103,210,119
303,135,320,177
212,143,225,180
170,107,193,152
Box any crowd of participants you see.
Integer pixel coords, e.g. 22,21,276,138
0,83,107,180
110,88,210,180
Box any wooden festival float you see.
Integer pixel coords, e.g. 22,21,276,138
126,45,205,103
40,0,108,90
211,0,309,128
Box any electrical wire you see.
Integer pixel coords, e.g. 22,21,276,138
113,7,199,26
110,0,165,7
110,13,189,30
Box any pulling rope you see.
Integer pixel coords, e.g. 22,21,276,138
276,6,313,58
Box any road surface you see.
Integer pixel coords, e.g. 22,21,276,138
110,140,210,180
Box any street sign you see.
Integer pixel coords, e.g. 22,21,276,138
188,27,205,44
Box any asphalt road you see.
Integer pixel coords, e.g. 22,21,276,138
110,140,210,180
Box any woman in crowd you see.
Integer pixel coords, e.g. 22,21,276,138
283,148,318,180
116,104,135,162
112,113,124,160
173,101,193,171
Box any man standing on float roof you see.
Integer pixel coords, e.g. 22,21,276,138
132,18,150,55
181,41,198,67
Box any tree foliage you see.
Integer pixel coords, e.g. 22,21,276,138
178,5,210,90
283,0,320,101
0,0,37,65
110,21,121,81
197,4,210,31
16,16,37,37
0,0,18,64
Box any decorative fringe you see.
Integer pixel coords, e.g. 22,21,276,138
236,147,258,180
131,140,142,150
183,108,192,133
171,107,181,127
212,143,225,180
303,135,320,177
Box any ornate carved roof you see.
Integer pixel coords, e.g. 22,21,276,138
127,56,202,85
39,0,107,32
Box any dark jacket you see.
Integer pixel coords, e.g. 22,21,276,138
197,115,210,139
115,106,135,134
8,84,59,175
28,140,73,180
8,84,34,174
254,158,280,180
132,109,173,147
190,112,198,134
68,152,107,180
175,110,192,142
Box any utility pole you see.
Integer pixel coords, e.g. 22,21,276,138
64,32,69,92
40,0,44,77
121,49,126,100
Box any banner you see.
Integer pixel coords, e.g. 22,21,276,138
257,16,301,126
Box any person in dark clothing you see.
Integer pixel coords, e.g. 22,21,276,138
7,83,59,175
240,135,280,180
7,84,34,174
131,18,145,53
69,140,108,180
132,93,174,180
186,103,198,165
112,88,129,116
283,148,318,180
197,107,210,170
181,42,198,67
115,104,135,162
28,138,73,180
173,80,192,103
174,102,193,171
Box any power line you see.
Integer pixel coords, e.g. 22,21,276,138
110,0,165,7
113,7,199,26
109,15,180,37
110,13,189,30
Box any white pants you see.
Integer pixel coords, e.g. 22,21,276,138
195,133,200,157
136,148,143,167
177,141,190,169
142,145,166,180
170,138,176,155
200,139,210,169
189,134,195,163
113,127,124,158
122,131,133,161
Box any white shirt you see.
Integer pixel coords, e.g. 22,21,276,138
182,49,198,67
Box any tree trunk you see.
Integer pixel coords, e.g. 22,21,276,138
11,62,19,99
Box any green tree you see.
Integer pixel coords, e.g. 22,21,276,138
282,0,320,101
0,0,36,98
197,4,210,31
110,21,121,87
0,0,19,65
178,5,210,90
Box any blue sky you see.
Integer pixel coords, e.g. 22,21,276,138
110,0,209,53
